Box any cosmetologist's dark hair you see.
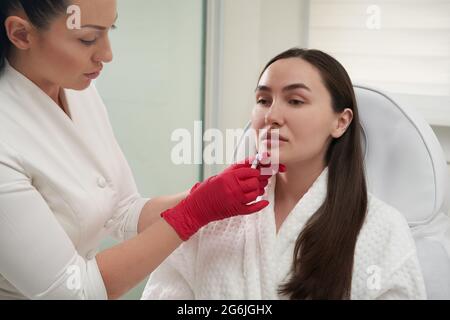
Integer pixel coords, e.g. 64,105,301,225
0,0,69,74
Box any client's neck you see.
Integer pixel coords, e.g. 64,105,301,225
275,159,326,205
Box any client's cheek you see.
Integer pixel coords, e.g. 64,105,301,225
251,117,265,130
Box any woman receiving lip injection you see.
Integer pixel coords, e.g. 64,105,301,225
0,0,280,300
142,48,427,300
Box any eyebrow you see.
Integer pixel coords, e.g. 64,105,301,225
81,13,118,30
255,83,311,93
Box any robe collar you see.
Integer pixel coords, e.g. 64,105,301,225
270,166,329,254
243,166,329,298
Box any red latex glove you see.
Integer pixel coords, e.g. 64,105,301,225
161,156,286,241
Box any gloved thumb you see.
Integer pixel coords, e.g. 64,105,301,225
241,200,270,215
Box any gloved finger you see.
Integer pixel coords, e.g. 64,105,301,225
258,176,270,185
258,173,272,182
241,200,270,214
259,180,269,190
257,162,271,169
236,153,271,171
189,182,202,194
241,155,258,165
242,190,261,204
258,187,266,196
234,167,260,180
238,177,259,193
232,156,257,169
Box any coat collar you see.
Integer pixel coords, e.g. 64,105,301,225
2,60,74,125
1,60,112,179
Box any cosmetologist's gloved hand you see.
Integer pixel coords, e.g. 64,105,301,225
161,155,286,240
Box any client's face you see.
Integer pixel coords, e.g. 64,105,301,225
251,57,343,167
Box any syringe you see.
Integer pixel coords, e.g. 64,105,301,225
251,153,263,169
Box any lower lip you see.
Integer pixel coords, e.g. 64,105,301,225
84,72,100,80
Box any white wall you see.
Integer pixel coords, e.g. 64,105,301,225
95,0,204,299
97,0,204,196
221,0,308,130
204,0,309,176
205,0,450,213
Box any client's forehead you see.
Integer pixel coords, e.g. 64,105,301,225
259,58,322,92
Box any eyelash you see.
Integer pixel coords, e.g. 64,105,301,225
80,39,97,46
257,99,270,106
256,99,305,106
289,99,305,106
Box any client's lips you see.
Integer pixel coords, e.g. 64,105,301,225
84,67,103,80
264,132,289,142
84,72,100,80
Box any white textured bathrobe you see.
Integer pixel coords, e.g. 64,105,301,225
0,62,148,299
143,168,427,300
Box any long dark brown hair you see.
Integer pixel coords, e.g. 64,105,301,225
260,48,368,299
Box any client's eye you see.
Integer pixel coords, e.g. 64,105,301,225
257,99,270,107
289,99,305,106
79,38,97,46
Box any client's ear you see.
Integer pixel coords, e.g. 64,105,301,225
331,108,353,138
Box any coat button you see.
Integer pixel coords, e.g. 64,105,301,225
97,176,107,188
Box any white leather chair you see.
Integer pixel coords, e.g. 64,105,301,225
233,85,450,299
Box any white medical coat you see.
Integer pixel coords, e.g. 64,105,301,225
0,62,149,299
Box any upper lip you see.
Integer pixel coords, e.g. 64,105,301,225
86,66,103,75
263,131,289,142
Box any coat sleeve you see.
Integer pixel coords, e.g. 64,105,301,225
0,141,108,300
141,238,199,300
107,133,149,241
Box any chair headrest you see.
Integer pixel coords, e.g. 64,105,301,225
355,85,448,226
234,85,449,226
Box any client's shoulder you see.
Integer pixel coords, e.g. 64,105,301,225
358,193,416,253
366,193,411,228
